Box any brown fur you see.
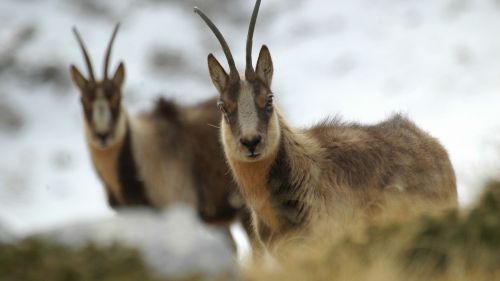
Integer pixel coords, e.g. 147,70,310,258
70,26,253,248
196,0,457,251
148,97,246,223
226,111,457,249
86,96,250,225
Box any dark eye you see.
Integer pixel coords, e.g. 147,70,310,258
217,99,230,122
217,99,225,112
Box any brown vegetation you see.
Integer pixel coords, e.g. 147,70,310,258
244,181,500,281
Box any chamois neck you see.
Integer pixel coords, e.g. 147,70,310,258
227,112,320,235
275,113,320,171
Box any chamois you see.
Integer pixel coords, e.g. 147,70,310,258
195,0,457,248
69,24,251,236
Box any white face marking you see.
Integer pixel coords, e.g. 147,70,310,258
237,83,259,137
86,106,126,149
92,90,111,133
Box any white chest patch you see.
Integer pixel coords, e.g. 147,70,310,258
238,85,258,135
93,96,111,133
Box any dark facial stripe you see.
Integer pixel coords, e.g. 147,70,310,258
267,138,309,231
118,124,152,207
222,84,241,136
255,86,273,134
82,99,93,124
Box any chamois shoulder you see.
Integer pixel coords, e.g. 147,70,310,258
306,113,431,145
150,96,219,124
306,115,369,146
151,97,181,124
182,97,220,125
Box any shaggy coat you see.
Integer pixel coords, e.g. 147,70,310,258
225,111,457,246
88,97,245,224
196,0,457,250
69,25,250,235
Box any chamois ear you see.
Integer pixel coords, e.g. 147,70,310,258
207,54,229,94
70,65,88,90
255,45,273,88
112,62,125,87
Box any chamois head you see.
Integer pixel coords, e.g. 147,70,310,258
195,0,278,162
70,24,126,149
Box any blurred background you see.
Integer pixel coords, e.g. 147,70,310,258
0,0,499,238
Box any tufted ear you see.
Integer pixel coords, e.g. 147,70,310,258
112,62,125,87
70,65,88,90
255,45,273,88
207,54,229,94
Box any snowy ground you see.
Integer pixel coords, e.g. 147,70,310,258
0,0,499,243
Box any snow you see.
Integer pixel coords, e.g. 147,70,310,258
0,0,499,244
44,206,236,279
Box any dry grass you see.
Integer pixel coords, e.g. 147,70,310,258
1,183,500,281
243,183,500,281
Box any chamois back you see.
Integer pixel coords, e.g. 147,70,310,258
308,114,456,202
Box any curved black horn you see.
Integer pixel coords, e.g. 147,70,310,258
103,23,120,80
194,7,240,82
245,0,261,81
72,27,95,81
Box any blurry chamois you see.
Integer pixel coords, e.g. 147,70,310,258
69,24,252,242
195,0,457,249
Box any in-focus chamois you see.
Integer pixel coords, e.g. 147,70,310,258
69,24,251,239
195,0,457,248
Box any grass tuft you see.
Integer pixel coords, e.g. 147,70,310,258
244,182,500,281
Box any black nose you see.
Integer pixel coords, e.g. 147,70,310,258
240,135,262,152
96,133,109,144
